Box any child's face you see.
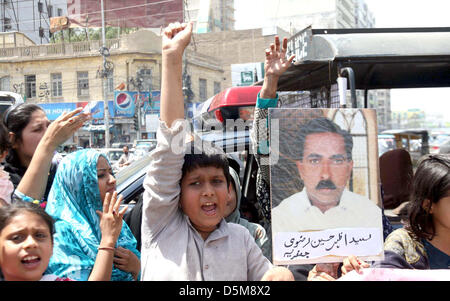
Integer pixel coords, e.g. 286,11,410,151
0,211,53,281
180,166,229,239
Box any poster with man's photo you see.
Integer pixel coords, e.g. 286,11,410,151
269,108,384,265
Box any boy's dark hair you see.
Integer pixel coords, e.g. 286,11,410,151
0,122,10,154
2,103,44,142
291,117,353,161
182,143,231,186
0,201,55,241
407,154,450,240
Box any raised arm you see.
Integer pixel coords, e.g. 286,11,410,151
16,108,90,201
251,37,295,226
160,22,193,128
260,36,295,99
141,23,193,244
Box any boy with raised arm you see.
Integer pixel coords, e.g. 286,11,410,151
140,22,293,281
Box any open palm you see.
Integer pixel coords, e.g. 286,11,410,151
265,36,295,77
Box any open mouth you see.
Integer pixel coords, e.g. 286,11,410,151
21,255,41,269
201,202,217,216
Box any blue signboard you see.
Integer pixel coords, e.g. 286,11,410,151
38,101,115,121
39,102,76,120
143,91,160,115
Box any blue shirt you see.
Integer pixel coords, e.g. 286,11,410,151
423,239,450,269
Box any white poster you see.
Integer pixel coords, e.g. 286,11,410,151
145,114,159,133
269,108,383,265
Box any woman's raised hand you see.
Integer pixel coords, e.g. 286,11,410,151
96,191,128,247
43,107,91,149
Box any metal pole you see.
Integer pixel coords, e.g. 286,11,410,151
137,90,141,140
101,0,110,148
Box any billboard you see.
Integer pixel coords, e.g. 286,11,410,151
114,91,160,118
66,0,183,28
39,101,115,121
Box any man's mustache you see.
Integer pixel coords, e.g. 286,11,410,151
315,180,336,190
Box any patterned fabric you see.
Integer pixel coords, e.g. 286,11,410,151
45,149,139,281
251,104,272,226
383,228,427,266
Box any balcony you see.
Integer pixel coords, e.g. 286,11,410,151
0,38,121,61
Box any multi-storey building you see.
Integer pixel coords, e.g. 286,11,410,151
185,0,235,33
0,0,67,44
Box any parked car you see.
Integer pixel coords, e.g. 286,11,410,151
0,91,24,116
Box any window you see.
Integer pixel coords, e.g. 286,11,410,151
4,17,11,30
77,71,89,97
57,8,63,16
0,76,10,91
214,81,221,95
199,78,207,101
47,5,53,17
51,73,62,97
25,75,36,99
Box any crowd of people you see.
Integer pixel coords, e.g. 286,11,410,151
0,22,448,281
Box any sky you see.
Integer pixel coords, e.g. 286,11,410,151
234,0,450,123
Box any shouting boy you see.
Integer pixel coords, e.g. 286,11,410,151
140,22,293,281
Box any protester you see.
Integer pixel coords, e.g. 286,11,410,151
2,104,88,206
140,21,293,281
0,201,72,281
0,122,14,206
43,150,140,281
225,166,270,259
376,154,450,270
308,154,450,280
13,107,90,210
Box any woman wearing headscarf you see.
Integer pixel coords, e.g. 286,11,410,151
44,149,140,281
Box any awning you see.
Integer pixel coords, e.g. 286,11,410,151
256,27,450,91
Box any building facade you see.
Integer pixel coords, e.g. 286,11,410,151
0,30,224,146
189,27,290,89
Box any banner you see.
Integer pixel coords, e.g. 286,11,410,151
39,101,115,120
67,0,183,29
338,268,450,281
114,91,160,118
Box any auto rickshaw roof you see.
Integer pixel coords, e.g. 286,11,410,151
259,26,450,91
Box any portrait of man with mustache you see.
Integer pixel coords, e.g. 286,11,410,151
271,117,382,234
